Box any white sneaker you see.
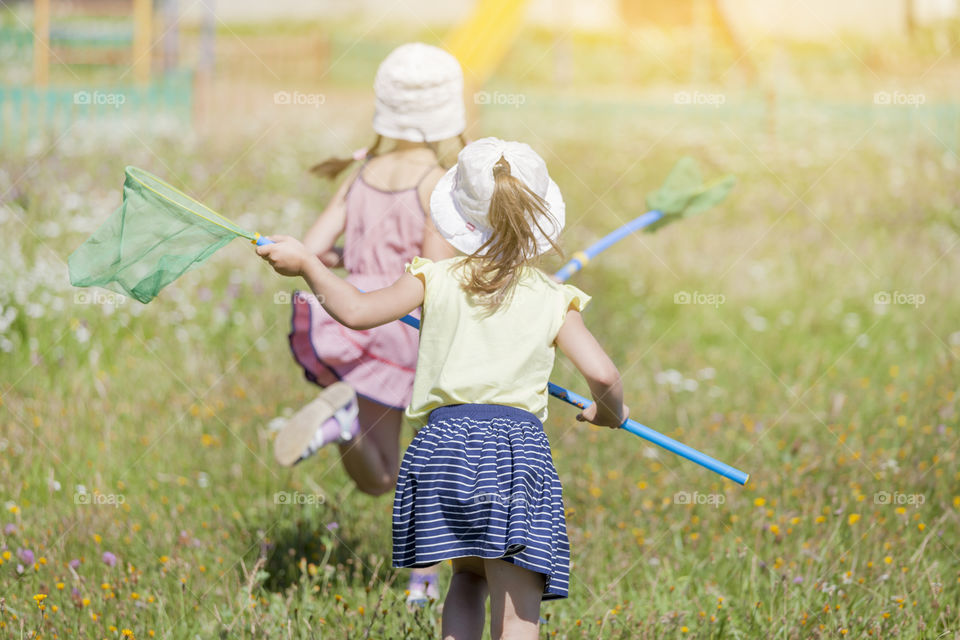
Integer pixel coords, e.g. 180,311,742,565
274,383,357,467
406,570,440,608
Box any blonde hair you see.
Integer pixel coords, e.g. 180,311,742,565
310,134,468,180
459,156,562,310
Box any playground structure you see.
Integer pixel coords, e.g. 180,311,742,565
445,0,529,86
1,0,195,147
2,0,957,153
31,0,153,86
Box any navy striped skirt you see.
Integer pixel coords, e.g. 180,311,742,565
392,404,570,600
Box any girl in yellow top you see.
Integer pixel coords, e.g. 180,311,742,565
258,138,628,640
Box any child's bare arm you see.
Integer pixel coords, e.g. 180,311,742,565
302,167,357,266
555,310,629,429
257,236,424,330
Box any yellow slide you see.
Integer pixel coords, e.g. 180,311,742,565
445,0,530,85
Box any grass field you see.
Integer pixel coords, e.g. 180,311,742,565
2,36,960,638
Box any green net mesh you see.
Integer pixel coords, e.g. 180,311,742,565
68,167,255,304
645,157,735,230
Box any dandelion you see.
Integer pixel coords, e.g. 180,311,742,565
56,582,65,590
848,514,861,525
754,498,766,507
884,556,893,564
918,523,926,531
769,524,781,536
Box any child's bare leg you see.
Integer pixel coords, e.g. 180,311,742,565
337,397,401,496
483,559,544,640
442,557,488,640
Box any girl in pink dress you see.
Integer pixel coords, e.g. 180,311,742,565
274,42,465,604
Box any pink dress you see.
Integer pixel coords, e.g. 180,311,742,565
288,167,433,409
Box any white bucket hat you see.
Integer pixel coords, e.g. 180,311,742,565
372,43,466,143
430,137,565,256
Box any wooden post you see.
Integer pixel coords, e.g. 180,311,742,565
33,0,50,86
133,0,152,85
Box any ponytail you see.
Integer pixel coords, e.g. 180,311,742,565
460,156,562,310
309,135,384,180
311,133,467,178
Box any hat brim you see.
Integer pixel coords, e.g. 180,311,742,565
430,166,565,256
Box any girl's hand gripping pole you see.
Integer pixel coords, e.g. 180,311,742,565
547,382,749,485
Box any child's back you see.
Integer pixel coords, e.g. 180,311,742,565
340,152,436,283
405,256,589,429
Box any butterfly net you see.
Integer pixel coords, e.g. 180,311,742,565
68,167,254,303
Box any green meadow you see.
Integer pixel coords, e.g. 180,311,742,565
2,24,960,640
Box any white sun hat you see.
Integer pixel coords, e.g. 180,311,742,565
430,137,565,256
372,43,466,143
